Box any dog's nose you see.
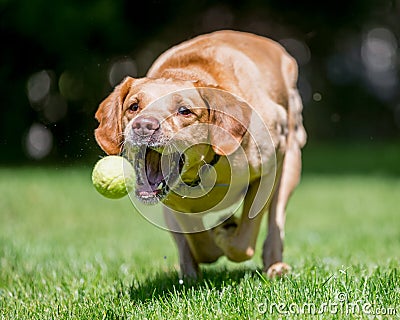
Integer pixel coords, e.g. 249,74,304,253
132,116,160,137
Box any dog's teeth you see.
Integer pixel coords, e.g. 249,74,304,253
157,182,164,190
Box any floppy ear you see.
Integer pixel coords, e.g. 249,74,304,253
199,88,251,155
94,77,133,155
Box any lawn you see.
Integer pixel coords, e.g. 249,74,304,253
0,144,399,319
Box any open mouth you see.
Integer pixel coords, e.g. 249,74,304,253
133,146,184,204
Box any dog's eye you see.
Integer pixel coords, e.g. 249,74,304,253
128,103,139,113
178,106,192,116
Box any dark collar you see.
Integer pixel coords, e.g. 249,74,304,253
187,153,221,187
209,153,221,167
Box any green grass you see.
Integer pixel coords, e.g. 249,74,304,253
1,149,399,319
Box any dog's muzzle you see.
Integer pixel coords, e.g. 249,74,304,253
129,145,184,204
124,115,184,204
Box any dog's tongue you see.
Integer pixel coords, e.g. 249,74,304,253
145,149,164,186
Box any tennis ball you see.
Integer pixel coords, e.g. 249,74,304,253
92,156,135,199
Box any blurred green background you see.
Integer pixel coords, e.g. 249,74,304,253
0,0,399,165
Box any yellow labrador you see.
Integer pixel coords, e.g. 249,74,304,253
94,30,306,278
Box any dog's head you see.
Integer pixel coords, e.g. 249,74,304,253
95,77,250,204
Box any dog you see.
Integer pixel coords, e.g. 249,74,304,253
94,30,306,278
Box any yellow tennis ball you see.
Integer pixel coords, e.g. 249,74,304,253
92,156,135,199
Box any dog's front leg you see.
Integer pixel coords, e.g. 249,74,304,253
262,180,291,278
164,208,200,279
164,207,223,279
263,136,302,278
213,178,266,262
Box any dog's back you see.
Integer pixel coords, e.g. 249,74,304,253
148,30,295,109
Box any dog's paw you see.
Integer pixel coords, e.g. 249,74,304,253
266,262,291,278
215,215,238,231
213,216,237,241
213,217,254,262
213,216,237,248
